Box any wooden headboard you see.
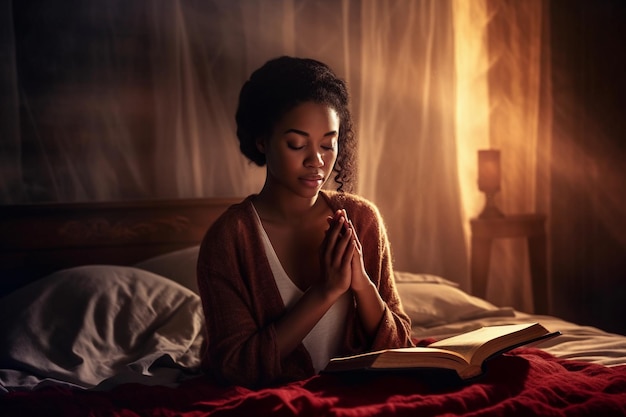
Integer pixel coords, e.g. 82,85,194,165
0,198,240,298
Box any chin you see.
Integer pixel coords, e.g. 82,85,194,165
299,189,321,199
292,185,322,200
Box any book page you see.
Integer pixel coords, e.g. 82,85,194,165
428,323,542,363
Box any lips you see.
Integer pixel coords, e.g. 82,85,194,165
301,174,324,181
299,174,324,187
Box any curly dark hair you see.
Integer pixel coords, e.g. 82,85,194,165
235,56,356,193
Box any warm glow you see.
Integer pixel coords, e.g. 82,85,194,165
452,0,545,311
452,0,491,247
478,149,501,192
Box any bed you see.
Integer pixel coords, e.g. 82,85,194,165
1,198,625,416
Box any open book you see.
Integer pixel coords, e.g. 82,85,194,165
324,323,560,380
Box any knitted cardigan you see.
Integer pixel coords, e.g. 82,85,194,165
196,191,413,388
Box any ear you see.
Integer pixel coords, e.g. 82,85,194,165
255,137,266,154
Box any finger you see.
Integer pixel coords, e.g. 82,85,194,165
347,219,362,252
335,210,351,234
323,215,346,264
327,212,346,245
332,226,353,265
342,237,357,267
351,245,360,270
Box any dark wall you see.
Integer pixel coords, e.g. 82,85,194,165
550,0,626,334
12,1,156,201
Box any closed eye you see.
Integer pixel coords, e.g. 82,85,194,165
322,139,338,151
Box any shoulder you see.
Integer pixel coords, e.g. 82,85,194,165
322,190,382,219
321,191,387,240
213,195,255,224
201,195,257,243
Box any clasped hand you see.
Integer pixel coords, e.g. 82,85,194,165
320,209,370,298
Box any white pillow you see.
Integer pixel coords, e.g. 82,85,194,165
394,271,460,286
134,246,200,294
0,265,204,390
394,271,515,328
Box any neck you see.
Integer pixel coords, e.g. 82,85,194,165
254,185,325,225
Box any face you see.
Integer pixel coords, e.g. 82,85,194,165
257,101,340,199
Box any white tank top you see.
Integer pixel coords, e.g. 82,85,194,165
252,206,350,373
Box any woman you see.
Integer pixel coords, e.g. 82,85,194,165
197,56,413,388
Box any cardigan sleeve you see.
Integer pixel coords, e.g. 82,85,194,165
341,194,414,351
196,202,313,388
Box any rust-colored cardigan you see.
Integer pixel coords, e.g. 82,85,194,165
196,191,413,388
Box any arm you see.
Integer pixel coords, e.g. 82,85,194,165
274,215,355,356
197,206,312,388
197,228,288,387
341,201,414,350
350,227,387,338
327,212,386,338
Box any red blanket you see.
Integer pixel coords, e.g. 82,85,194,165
2,349,626,417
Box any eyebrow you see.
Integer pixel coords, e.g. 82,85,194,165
283,128,338,138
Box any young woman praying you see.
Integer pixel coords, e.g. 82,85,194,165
197,56,413,388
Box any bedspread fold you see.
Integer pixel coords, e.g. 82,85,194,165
2,349,626,417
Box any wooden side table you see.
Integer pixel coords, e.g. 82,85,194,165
470,214,548,314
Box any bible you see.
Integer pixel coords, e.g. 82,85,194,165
324,322,560,380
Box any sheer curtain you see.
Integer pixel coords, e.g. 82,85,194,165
0,0,547,311
482,1,549,311
356,0,468,287
454,0,548,310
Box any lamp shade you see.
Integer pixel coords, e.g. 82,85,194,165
478,150,501,192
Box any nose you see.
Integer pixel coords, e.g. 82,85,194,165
305,150,324,167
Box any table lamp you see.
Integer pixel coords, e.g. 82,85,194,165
478,149,505,219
